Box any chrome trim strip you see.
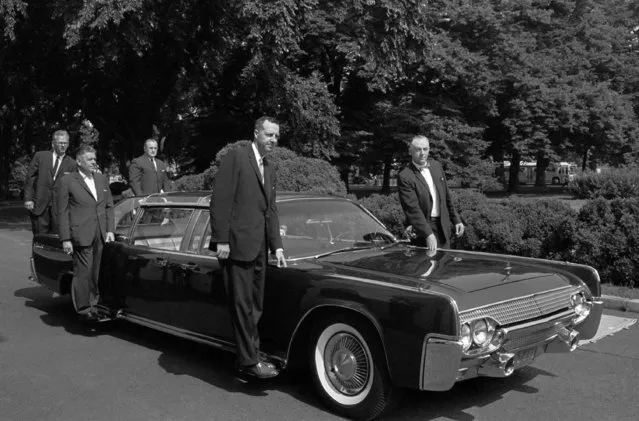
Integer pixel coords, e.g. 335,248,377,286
118,311,285,366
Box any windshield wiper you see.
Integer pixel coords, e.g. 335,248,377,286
313,244,376,259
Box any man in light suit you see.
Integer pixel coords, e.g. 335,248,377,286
397,135,465,251
57,145,114,322
128,139,172,195
209,116,287,379
24,130,77,235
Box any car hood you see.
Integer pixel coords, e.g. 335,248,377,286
318,246,585,309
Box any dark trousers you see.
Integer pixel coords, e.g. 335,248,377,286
71,228,104,315
222,238,267,367
411,218,448,248
30,205,58,235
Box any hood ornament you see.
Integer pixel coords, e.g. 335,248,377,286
504,262,512,276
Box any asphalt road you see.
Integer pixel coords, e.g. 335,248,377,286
1,227,638,421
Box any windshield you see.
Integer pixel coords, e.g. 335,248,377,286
277,198,396,259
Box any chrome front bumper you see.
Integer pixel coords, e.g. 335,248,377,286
420,300,604,391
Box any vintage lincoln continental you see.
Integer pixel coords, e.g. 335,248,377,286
30,191,603,420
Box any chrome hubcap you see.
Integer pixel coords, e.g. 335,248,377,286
324,332,370,395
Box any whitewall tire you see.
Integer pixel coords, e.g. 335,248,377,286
309,314,397,420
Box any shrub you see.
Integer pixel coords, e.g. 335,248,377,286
567,166,639,199
357,194,405,238
173,173,207,192
452,194,576,258
570,198,639,287
176,141,347,195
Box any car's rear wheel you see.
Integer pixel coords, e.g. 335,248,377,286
309,314,397,420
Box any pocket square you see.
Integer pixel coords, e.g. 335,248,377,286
103,189,108,191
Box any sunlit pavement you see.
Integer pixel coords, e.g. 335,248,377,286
1,227,638,421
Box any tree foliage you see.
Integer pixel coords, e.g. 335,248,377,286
2,0,639,197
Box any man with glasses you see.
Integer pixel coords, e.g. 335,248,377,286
24,130,77,235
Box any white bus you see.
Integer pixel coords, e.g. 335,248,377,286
502,161,577,185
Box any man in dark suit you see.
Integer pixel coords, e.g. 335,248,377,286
128,138,172,195
397,135,465,251
24,130,77,235
209,116,287,379
57,145,115,322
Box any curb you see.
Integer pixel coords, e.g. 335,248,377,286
602,294,639,314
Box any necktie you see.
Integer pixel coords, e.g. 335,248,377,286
52,156,61,179
151,158,157,172
258,158,264,183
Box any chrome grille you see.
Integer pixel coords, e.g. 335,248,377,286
460,286,581,326
502,324,563,352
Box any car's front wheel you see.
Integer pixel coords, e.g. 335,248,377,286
309,314,398,420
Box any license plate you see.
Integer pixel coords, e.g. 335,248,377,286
514,348,536,367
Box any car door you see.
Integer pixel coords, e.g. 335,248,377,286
166,211,234,342
115,206,195,323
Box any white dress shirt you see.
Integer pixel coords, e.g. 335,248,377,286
80,171,98,200
251,143,264,183
414,162,440,218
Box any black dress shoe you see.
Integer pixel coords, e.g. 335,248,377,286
260,360,276,370
237,361,279,379
80,312,98,323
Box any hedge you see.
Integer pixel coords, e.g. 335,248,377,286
357,190,638,287
173,141,346,195
567,166,639,199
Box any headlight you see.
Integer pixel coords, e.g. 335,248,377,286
460,323,472,351
472,318,496,347
571,292,592,318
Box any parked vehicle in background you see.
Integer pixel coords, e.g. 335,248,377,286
501,161,578,185
29,192,602,420
546,162,578,185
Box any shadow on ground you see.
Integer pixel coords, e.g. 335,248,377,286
14,284,552,420
14,285,330,415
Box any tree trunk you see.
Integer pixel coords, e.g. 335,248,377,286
535,150,549,187
381,154,393,195
581,147,589,172
508,150,521,193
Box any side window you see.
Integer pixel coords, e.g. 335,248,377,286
114,198,141,236
131,207,194,251
187,212,209,253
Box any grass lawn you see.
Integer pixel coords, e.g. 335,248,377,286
601,284,639,300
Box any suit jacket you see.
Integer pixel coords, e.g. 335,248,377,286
209,145,283,262
128,155,171,195
24,151,77,215
57,171,115,247
397,160,461,246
